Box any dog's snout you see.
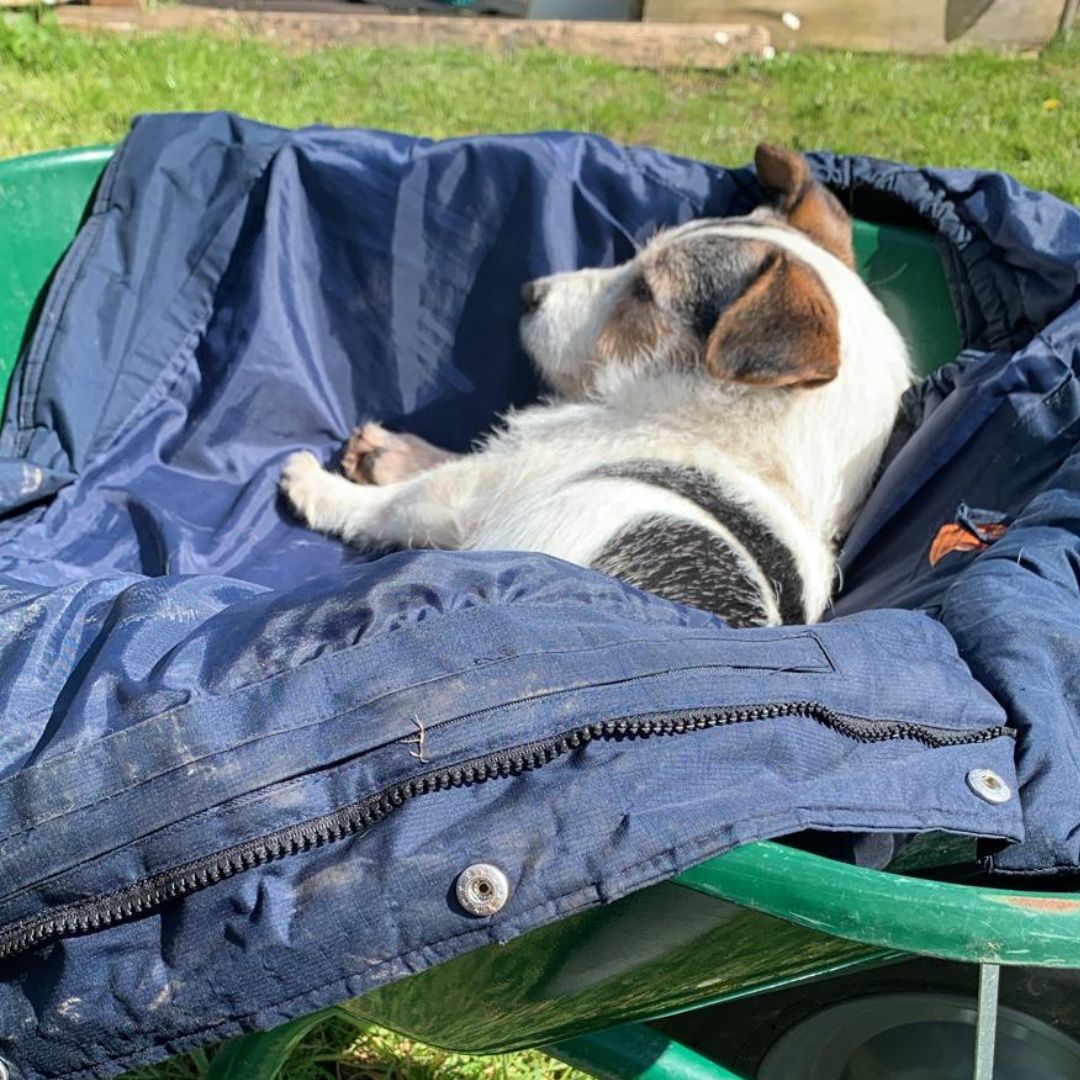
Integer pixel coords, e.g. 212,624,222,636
520,280,548,315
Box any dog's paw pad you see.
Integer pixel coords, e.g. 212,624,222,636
342,425,384,484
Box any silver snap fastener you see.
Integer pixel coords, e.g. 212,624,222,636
967,768,1011,804
456,863,510,916
0,1057,10,1080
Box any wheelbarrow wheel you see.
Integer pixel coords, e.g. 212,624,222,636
655,956,1080,1078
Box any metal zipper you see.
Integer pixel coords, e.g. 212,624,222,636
0,701,1013,961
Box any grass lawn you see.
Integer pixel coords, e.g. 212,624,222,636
117,1017,589,1080
1,14,1078,201
2,11,1078,1080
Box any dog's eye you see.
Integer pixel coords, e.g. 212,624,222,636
631,276,654,303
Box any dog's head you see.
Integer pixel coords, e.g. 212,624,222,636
520,143,857,400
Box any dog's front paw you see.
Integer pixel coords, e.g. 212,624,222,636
342,422,453,486
280,450,324,524
343,422,422,485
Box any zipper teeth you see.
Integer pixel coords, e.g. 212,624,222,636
0,702,1013,961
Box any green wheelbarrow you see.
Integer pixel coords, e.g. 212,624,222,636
4,147,1080,1080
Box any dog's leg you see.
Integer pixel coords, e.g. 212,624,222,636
281,450,470,549
342,423,462,486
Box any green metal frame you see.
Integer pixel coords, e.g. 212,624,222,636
550,1025,750,1080
0,145,114,395
679,842,1080,967
2,146,1076,1080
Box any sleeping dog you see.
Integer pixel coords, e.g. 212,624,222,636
281,144,910,627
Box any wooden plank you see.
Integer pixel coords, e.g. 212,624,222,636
56,6,772,69
644,0,1064,53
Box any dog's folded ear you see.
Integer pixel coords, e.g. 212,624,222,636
754,143,854,269
705,252,841,388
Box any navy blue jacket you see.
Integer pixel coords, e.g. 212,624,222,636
0,112,1076,1079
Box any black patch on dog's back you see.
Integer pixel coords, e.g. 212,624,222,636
593,516,772,628
586,460,806,624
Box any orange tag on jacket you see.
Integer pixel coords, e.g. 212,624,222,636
929,521,1007,567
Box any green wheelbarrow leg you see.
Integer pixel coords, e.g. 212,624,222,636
548,1023,750,1080
973,964,1000,1080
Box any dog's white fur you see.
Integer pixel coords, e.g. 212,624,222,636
281,218,910,624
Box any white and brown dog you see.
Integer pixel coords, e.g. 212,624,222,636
281,144,910,627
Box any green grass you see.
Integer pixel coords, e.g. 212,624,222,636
2,12,1078,1079
116,1015,586,1080
1,12,1078,200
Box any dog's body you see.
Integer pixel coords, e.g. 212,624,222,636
282,146,911,627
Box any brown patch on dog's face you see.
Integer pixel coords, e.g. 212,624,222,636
705,253,840,387
754,143,854,269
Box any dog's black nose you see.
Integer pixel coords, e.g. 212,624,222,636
520,280,548,315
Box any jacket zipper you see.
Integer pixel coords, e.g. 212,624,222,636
0,700,1013,961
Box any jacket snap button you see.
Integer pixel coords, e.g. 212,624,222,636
456,863,510,916
0,1057,11,1080
966,768,1011,805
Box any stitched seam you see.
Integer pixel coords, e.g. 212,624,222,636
0,651,835,847
0,602,825,794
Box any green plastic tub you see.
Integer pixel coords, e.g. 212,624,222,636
3,147,1078,1080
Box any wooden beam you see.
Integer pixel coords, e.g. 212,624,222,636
56,6,771,69
644,0,1063,53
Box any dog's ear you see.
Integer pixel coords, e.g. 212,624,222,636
705,253,840,388
754,143,854,269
